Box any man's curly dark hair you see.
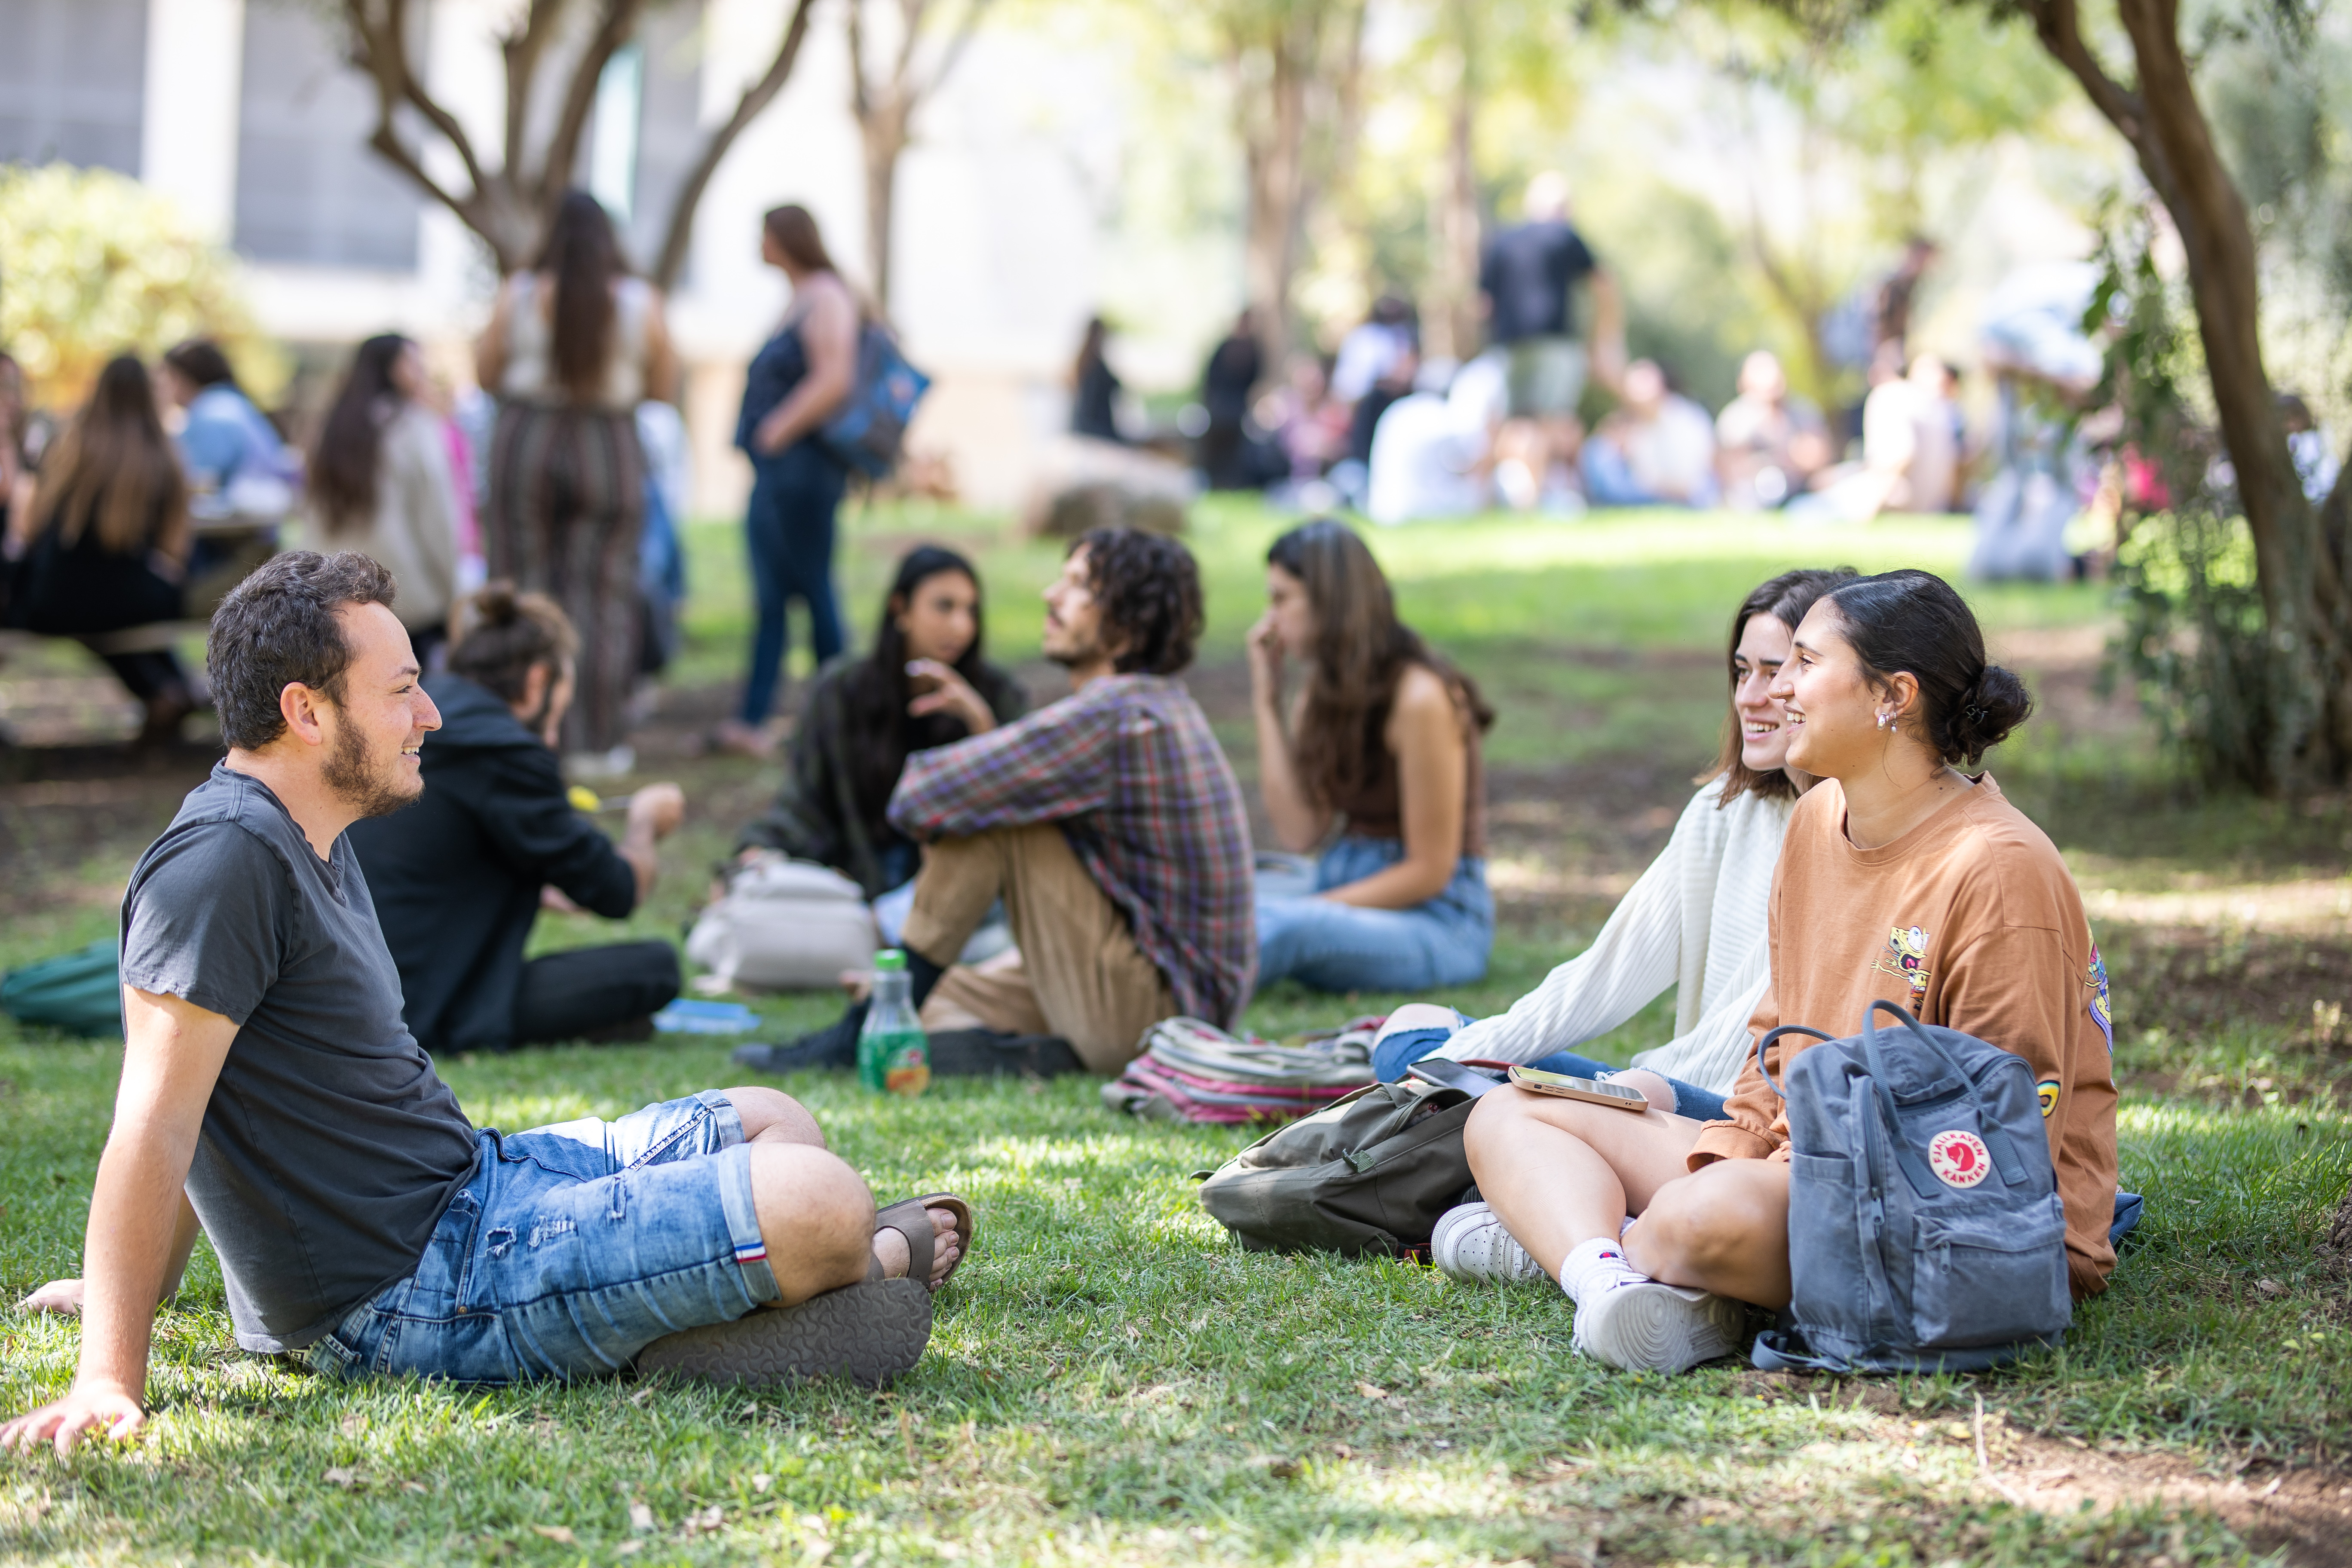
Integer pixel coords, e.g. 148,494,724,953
1071,527,1203,676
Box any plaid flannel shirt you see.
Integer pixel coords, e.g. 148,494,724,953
887,674,1256,1026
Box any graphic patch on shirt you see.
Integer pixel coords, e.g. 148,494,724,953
1928,1128,1992,1188
2086,944,2113,1052
1875,925,1932,1001
2037,1078,2061,1118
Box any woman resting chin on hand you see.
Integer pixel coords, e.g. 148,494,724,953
1462,568,2118,1375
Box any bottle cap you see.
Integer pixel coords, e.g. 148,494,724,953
873,949,907,971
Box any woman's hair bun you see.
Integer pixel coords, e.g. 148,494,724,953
469,582,520,628
1943,663,2033,766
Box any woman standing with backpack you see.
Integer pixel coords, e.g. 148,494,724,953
712,204,858,758
475,190,680,768
1460,569,2118,1373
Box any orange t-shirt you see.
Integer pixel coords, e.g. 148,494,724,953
1689,774,2119,1298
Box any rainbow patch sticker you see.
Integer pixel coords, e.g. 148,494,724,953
1928,1129,1992,1188
2086,945,2113,1051
2037,1079,2061,1118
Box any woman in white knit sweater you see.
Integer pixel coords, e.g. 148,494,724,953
1373,566,1857,1118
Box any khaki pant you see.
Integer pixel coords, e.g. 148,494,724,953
901,824,1175,1073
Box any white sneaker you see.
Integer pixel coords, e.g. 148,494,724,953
1431,1202,1547,1284
1569,1261,1744,1373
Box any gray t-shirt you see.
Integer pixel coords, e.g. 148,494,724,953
120,764,478,1351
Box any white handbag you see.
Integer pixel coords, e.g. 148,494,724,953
685,858,880,992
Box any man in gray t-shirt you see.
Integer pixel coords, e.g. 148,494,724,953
4,554,965,1455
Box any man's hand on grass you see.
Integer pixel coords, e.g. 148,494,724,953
0,1382,144,1457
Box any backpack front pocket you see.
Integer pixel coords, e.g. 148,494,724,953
1908,1194,2070,1349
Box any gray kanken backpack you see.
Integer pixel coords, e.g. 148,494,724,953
1750,999,2072,1373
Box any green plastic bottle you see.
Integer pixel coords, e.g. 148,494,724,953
856,949,931,1095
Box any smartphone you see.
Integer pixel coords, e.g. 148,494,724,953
1507,1064,1652,1112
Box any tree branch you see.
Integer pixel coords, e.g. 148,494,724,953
650,0,820,288
2008,0,2184,211
540,0,649,209
502,0,570,181
346,0,505,260
920,0,996,101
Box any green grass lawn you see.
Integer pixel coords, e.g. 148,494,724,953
2,502,2349,1565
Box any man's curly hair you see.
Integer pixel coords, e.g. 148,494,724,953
1071,527,1203,676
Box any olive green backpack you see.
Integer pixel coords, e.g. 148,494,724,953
1194,1079,1478,1256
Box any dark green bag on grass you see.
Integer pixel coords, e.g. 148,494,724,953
1194,1080,1477,1256
1,939,124,1037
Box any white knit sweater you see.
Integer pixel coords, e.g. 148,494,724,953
1435,775,1792,1092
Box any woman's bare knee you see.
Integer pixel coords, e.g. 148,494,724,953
725,1086,826,1148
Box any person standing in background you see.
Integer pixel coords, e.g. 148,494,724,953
308,336,463,669
712,204,857,760
1070,317,1125,444
1197,309,1268,491
1479,173,1624,487
3,357,194,744
475,190,679,772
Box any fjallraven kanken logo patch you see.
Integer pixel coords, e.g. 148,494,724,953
1928,1129,1992,1188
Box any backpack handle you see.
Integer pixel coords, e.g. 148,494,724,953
1858,998,2030,1191
1752,1025,1835,1101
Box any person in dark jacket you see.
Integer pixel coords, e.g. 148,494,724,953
348,583,685,1053
734,543,1026,901
1070,316,1124,443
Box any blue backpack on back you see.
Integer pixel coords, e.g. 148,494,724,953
820,323,931,479
1751,998,2072,1373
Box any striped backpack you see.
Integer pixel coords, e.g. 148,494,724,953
1101,1017,1378,1124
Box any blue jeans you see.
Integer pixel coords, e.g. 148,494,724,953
739,446,847,725
1256,836,1493,994
304,1093,778,1385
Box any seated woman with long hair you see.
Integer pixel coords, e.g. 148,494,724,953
1459,569,2119,1374
735,543,1027,912
3,356,195,745
1250,518,1495,993
308,334,463,666
1381,567,1856,1127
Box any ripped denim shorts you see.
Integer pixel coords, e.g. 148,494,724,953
305,1092,780,1385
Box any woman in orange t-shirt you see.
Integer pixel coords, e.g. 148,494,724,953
1464,568,2118,1373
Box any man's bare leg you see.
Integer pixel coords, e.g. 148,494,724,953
725,1086,961,1291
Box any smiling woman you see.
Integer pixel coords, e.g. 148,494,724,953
1455,567,2120,1376
1378,567,1857,1104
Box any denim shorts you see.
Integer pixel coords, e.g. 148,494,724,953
304,1092,780,1385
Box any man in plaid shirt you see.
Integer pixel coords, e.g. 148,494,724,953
738,528,1255,1074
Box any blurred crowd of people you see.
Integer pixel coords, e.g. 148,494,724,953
1065,175,2337,587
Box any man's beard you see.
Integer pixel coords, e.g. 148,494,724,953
321,721,420,818
1044,627,1107,670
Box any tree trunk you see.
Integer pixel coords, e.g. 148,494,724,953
1419,46,1479,362
346,0,821,284
1240,23,1312,368
861,106,909,315
2023,0,2352,784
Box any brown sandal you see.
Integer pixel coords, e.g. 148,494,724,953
867,1194,974,1292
